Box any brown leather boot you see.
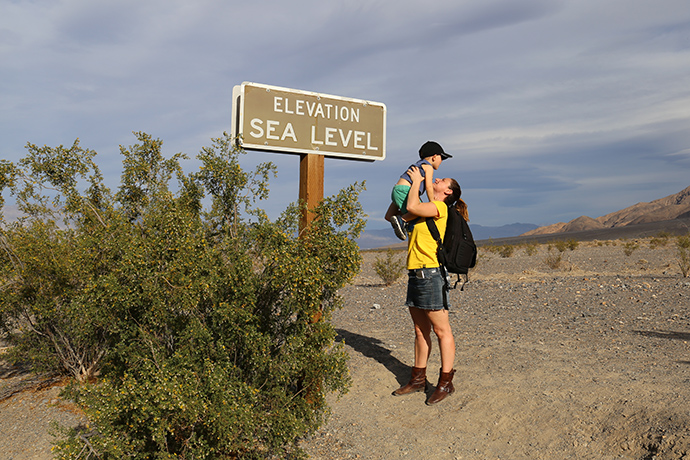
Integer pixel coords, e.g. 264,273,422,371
392,367,427,396
426,369,455,405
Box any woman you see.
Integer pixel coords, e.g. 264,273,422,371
391,165,466,405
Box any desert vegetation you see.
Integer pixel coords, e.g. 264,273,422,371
373,249,406,286
0,132,366,459
678,234,690,277
623,240,640,256
458,233,690,278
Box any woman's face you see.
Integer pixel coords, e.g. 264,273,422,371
432,178,452,199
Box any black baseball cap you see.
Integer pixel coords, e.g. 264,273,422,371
419,141,452,160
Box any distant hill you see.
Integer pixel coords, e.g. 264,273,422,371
356,228,403,250
523,185,690,237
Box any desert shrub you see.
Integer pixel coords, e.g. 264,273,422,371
649,233,670,249
544,250,562,269
550,239,579,252
677,234,690,278
374,249,406,286
483,243,499,255
498,244,515,258
1,132,364,459
623,240,639,257
524,243,538,256
550,240,569,253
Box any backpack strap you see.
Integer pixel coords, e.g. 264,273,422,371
425,217,451,308
425,216,442,245
456,273,468,291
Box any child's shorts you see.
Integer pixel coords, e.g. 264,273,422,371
391,184,411,214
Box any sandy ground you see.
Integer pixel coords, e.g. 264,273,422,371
2,237,690,459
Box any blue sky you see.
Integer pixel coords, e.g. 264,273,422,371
2,0,690,229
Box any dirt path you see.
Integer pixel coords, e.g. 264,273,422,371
3,238,690,459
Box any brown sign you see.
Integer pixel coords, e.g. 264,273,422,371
232,82,386,161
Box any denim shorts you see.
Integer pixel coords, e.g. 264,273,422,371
405,267,449,310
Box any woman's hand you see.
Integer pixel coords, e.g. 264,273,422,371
407,165,423,183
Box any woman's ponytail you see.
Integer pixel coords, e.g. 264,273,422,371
445,178,469,221
455,198,469,222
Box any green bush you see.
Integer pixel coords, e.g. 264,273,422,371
1,132,364,459
374,249,406,286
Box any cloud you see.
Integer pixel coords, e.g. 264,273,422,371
1,0,690,230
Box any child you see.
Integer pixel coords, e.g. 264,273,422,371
385,141,452,240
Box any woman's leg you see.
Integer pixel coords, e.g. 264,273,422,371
426,309,455,372
408,307,433,368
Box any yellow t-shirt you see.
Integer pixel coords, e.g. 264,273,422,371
406,201,448,270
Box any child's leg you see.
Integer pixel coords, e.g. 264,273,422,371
401,211,415,222
384,202,400,222
390,185,411,221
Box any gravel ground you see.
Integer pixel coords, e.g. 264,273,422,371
0,369,85,460
2,237,690,459
302,239,690,460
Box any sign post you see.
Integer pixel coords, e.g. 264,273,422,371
298,153,324,230
232,82,386,230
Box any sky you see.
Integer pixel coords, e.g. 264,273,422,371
2,0,690,230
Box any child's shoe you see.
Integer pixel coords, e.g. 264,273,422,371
391,216,407,240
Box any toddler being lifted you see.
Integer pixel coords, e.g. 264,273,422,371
384,141,452,240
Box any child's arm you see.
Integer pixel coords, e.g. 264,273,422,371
422,163,435,200
406,166,440,218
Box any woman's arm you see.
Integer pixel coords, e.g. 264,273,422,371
406,166,440,218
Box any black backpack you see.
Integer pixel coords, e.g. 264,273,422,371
426,206,477,292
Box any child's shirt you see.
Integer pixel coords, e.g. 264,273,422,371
399,159,433,195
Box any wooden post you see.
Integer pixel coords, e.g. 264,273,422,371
299,154,324,326
298,153,324,232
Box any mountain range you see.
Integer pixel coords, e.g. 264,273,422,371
357,185,690,249
522,185,690,236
